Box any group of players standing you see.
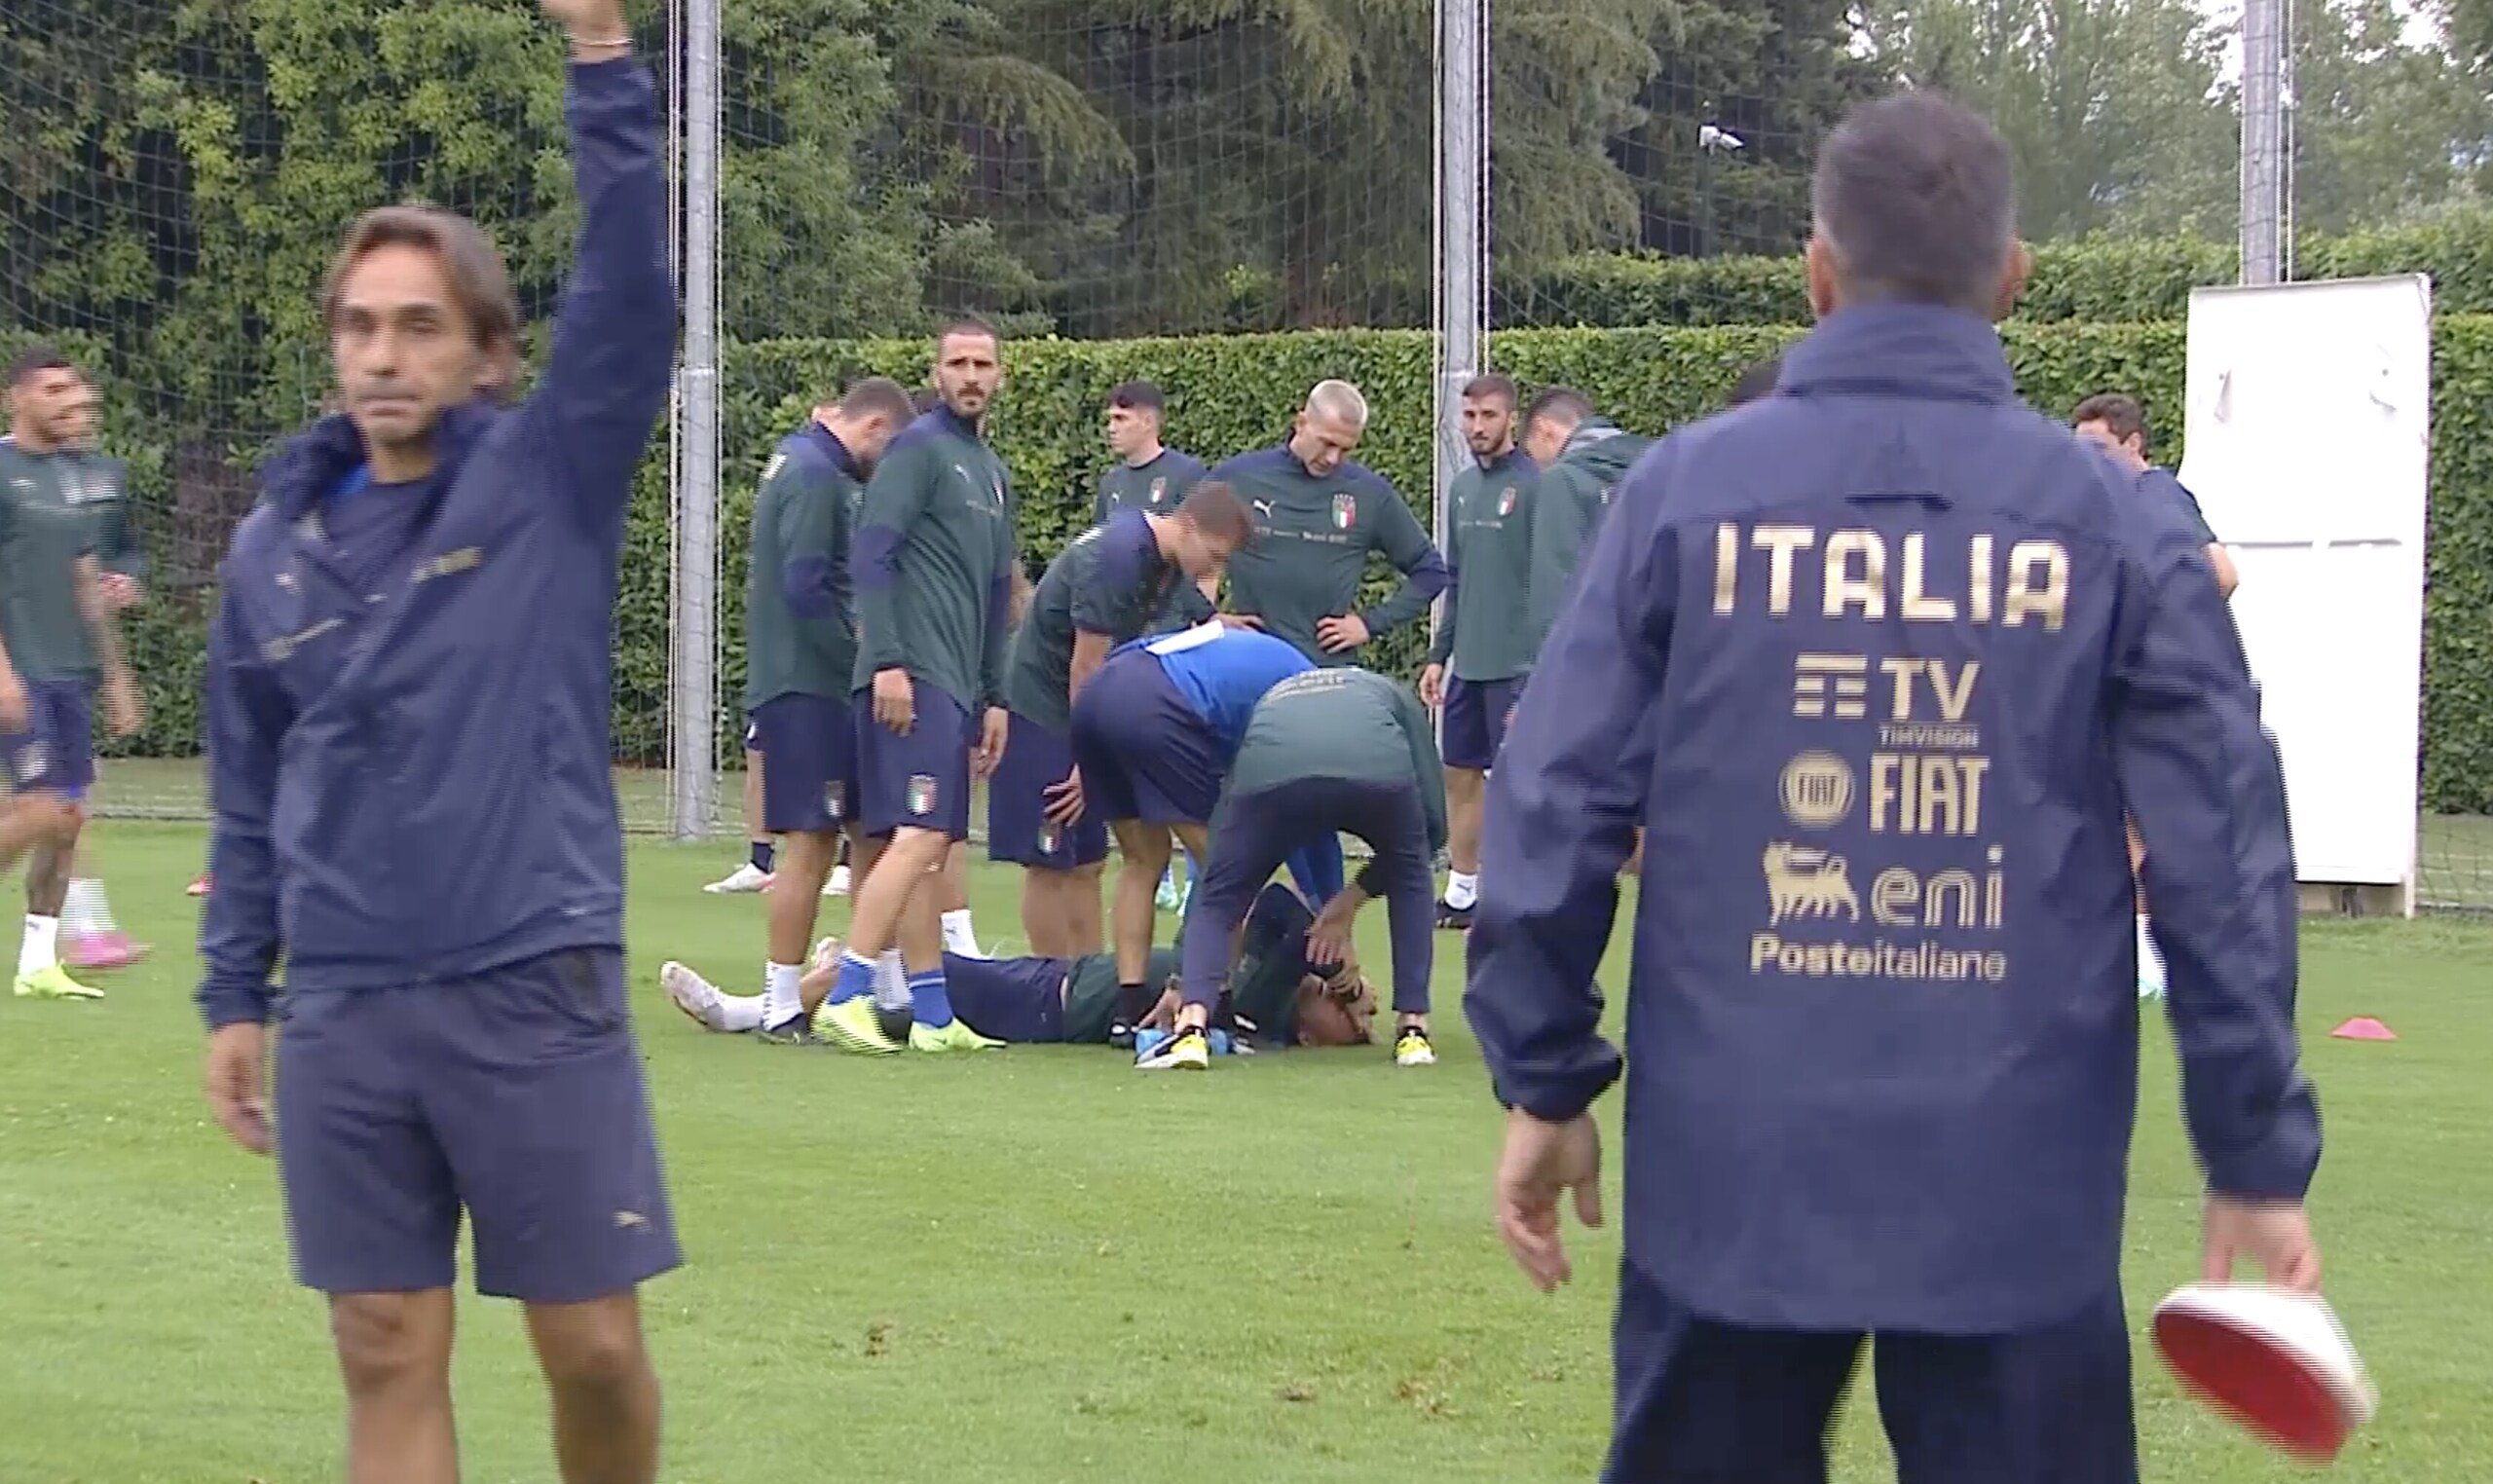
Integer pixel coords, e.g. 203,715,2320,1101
658,321,1727,1072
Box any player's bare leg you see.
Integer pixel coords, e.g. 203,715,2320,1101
330,1289,459,1484
755,827,837,1036
1105,818,1173,1045
1020,862,1104,958
1439,764,1486,925
525,1291,661,1484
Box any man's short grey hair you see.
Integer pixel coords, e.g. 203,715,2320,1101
1305,379,1369,431
1812,91,2017,315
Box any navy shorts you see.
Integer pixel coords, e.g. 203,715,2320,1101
752,692,855,836
945,951,1072,1044
853,681,974,841
274,947,681,1303
1,678,94,799
987,714,1110,869
1066,650,1224,825
1441,674,1520,771
1606,1260,2136,1484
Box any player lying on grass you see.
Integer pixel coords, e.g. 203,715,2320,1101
663,881,1376,1051
1149,665,1446,1073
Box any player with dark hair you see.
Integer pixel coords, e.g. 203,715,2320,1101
810,317,1019,1055
1728,353,1783,407
1213,379,1448,666
1521,386,1651,644
0,347,145,1001
1152,665,1445,1071
993,481,1256,956
733,376,914,1040
196,6,681,1480
1069,621,1322,1045
1468,91,2322,1483
1420,372,1535,930
1096,381,1209,524
2071,390,2242,998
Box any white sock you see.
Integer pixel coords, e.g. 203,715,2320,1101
875,948,909,1006
19,915,58,977
1444,872,1479,910
718,993,766,1034
63,879,111,933
2136,915,2168,999
941,909,983,957
763,961,804,1028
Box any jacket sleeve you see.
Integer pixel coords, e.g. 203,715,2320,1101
1398,681,1449,857
1526,467,1592,643
2111,528,2322,1199
97,468,147,580
852,439,931,676
1358,481,1451,634
775,464,843,621
1428,495,1460,666
1465,454,1678,1123
981,471,1017,711
196,585,292,1029
533,60,677,538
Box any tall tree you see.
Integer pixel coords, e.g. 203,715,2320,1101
2287,0,2493,237
1855,0,2239,241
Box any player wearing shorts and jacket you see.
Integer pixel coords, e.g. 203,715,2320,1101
811,319,1018,1056
740,377,912,1041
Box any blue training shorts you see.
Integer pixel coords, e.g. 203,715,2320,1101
987,713,1110,869
1,678,94,799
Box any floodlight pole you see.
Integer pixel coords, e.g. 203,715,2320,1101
2241,0,2286,285
670,0,722,838
1430,0,1488,689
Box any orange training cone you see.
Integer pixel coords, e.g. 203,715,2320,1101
2328,1018,2396,1042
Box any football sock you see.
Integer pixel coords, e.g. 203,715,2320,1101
1111,981,1152,1033
19,915,59,976
763,961,804,1028
830,952,877,1007
908,968,954,1027
1444,872,1478,910
719,993,766,1034
750,840,775,874
64,879,112,933
874,948,909,1006
940,909,982,956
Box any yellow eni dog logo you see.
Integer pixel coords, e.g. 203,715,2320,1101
1763,842,1859,925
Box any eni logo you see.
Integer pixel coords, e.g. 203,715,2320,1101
1763,842,1860,925
412,546,483,583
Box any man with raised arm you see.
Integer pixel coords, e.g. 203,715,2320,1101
196,6,681,1480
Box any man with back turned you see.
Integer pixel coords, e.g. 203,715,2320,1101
1466,92,2324,1484
195,4,681,1479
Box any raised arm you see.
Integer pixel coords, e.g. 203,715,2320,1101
2111,537,2320,1202
1359,486,1450,634
1464,456,1678,1123
531,6,676,535
197,587,293,1030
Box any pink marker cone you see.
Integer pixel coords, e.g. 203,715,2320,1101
2329,1017,2396,1042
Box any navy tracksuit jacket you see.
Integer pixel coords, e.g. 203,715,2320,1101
197,59,675,1028
1466,303,2320,1336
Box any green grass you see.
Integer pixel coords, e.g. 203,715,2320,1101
79,755,2493,911
3,822,2490,1482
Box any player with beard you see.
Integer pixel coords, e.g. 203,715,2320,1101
808,319,1020,1054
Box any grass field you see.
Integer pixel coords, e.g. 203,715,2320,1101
80,756,2493,910
3,822,2490,1483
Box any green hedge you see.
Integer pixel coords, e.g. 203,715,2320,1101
82,315,2493,815
1503,216,2493,328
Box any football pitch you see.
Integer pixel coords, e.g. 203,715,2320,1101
2,823,2489,1483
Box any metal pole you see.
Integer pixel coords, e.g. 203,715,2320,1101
2240,0,2284,285
670,0,721,838
1430,0,1487,668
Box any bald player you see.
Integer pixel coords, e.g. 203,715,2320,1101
1212,380,1447,666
